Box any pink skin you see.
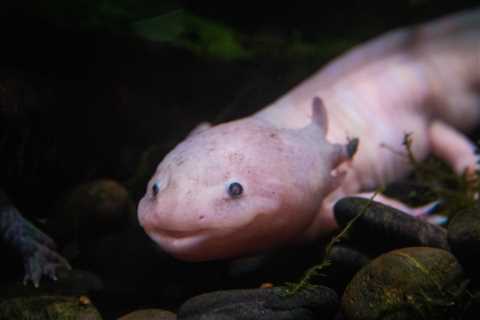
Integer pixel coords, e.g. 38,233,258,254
138,8,480,261
138,105,353,260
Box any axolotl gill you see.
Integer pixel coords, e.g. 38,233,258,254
138,8,480,261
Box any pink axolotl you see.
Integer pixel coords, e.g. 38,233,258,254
138,8,480,261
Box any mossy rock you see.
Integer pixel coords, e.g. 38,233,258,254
0,295,102,320
342,247,467,320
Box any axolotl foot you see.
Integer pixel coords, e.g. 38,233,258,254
1,205,71,287
21,233,71,287
355,192,446,223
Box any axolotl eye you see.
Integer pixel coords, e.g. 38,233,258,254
152,182,160,197
227,182,243,198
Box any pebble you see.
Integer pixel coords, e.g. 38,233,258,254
178,286,338,320
322,245,371,293
447,204,480,276
0,295,102,320
47,179,133,244
0,269,103,301
334,197,450,256
118,309,177,320
342,247,467,320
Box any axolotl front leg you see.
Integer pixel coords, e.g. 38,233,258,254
0,190,70,287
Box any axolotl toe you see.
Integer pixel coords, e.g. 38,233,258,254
138,8,480,261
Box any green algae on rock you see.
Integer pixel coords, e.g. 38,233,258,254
0,295,102,320
341,247,467,320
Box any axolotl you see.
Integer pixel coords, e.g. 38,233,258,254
138,8,480,261
0,189,70,286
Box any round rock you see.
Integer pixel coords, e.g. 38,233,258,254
447,205,480,275
48,179,133,242
334,197,449,255
178,286,338,320
0,295,102,320
118,309,176,320
322,245,371,293
342,247,466,320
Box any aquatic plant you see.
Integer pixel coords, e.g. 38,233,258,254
283,191,379,295
400,132,480,218
283,132,480,296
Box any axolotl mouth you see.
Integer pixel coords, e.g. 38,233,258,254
137,193,243,259
138,202,221,258
145,227,211,255
144,225,245,261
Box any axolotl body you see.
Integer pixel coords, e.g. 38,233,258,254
138,9,480,261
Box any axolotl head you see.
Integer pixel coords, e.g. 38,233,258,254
138,97,356,261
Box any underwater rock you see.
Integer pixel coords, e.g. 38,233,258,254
322,245,371,293
447,205,480,276
177,286,338,320
47,179,133,243
342,247,467,320
48,268,104,296
328,245,370,271
0,268,103,300
334,197,449,256
0,295,102,320
226,241,327,289
118,308,177,320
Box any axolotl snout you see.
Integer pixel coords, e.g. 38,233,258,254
138,98,357,260
138,8,480,261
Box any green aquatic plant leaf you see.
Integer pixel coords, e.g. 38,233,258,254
402,133,480,218
282,191,379,295
131,10,250,60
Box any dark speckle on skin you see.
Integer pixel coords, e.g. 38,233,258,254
172,151,186,166
199,215,205,220
228,152,245,162
175,157,185,166
207,146,216,153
